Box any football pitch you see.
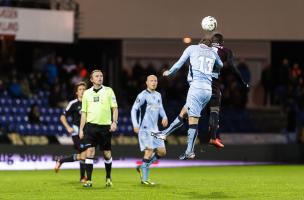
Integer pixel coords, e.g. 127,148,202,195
1,165,303,200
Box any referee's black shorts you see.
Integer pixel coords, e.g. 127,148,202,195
83,123,112,151
210,78,221,108
71,135,86,153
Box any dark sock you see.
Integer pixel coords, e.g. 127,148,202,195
209,127,217,140
209,111,219,139
104,157,112,179
85,158,94,181
80,160,86,178
147,153,161,166
60,154,77,163
216,129,221,139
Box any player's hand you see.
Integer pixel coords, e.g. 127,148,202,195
67,127,74,135
163,70,170,77
110,122,117,132
162,118,168,127
133,127,139,134
243,83,250,92
79,129,84,139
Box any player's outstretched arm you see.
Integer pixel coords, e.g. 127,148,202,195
227,50,249,89
165,46,191,76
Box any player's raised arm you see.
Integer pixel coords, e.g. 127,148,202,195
214,51,223,68
164,46,192,76
227,50,249,88
131,93,145,133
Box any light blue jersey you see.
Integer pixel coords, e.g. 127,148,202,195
168,44,223,117
131,90,167,132
131,90,167,151
168,44,223,90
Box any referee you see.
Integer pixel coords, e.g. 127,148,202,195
79,69,118,188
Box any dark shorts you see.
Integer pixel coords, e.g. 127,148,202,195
71,135,85,153
83,123,112,151
210,78,222,108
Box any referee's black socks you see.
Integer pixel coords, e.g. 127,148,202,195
85,157,94,181
80,160,86,179
104,157,112,179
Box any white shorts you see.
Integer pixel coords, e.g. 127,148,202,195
138,130,165,152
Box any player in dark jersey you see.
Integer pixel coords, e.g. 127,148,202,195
209,33,249,148
54,82,88,183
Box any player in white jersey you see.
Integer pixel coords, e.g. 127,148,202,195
131,75,168,185
153,34,223,160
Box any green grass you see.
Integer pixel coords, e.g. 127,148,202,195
1,165,304,200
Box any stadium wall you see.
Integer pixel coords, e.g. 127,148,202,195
78,0,304,40
0,144,303,163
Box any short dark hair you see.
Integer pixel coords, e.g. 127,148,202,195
199,33,213,47
212,33,224,44
74,81,86,94
90,69,102,79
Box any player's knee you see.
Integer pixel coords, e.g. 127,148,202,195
86,148,95,158
144,149,153,159
188,117,199,124
179,107,188,118
79,152,86,160
157,149,166,157
103,151,111,160
79,154,86,161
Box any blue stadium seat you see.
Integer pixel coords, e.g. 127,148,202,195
12,98,21,106
21,99,30,107
40,107,47,114
11,107,18,114
18,124,26,134
47,108,54,114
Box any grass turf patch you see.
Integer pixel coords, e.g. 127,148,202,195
0,165,303,200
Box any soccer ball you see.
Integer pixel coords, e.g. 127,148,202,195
201,16,217,31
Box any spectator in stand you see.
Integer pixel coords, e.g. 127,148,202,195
78,62,88,79
8,78,22,98
290,63,302,86
63,57,77,75
0,79,5,94
45,56,58,86
28,104,41,124
49,83,65,107
71,62,87,85
261,64,274,105
20,78,32,98
275,58,290,104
